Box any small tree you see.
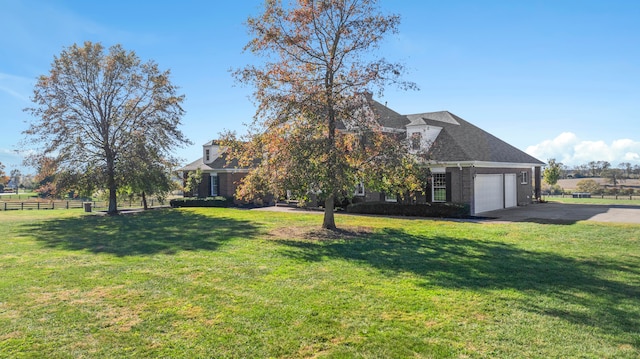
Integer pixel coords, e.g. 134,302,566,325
184,168,203,197
32,157,60,198
229,0,418,229
0,162,7,188
543,158,562,186
7,169,21,193
601,168,624,188
576,179,601,194
23,41,190,214
121,138,179,209
618,162,632,179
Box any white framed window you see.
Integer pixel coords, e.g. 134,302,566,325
210,173,218,196
385,193,397,202
354,182,365,196
520,171,528,184
432,173,447,202
411,132,422,151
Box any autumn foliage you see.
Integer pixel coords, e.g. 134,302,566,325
23,42,190,213
225,0,419,229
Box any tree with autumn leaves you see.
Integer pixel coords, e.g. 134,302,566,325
224,0,420,229
23,42,190,214
0,162,8,191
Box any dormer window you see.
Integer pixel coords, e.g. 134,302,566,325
411,132,422,151
205,149,210,162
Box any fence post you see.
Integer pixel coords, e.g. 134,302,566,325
67,201,69,209
21,202,24,210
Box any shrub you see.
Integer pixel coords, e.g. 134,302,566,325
170,197,233,208
542,184,564,195
575,179,601,194
346,202,470,218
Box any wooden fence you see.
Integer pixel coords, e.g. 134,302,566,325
545,194,640,201
0,199,163,211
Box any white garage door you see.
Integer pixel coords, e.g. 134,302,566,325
505,173,517,209
474,174,504,214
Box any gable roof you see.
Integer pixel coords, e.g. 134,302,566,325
406,111,544,165
178,148,246,173
182,97,543,171
368,98,410,129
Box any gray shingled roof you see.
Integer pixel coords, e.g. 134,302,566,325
409,111,544,165
368,96,543,165
183,97,543,171
178,150,243,172
368,98,410,129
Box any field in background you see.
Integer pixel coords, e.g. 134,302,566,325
557,177,640,190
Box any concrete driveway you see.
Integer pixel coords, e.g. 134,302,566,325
479,202,640,224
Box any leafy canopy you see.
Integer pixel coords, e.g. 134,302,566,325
226,0,419,229
23,41,190,213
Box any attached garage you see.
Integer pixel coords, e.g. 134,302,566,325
504,173,517,209
474,174,504,214
474,173,518,214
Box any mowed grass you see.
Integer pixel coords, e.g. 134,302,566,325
545,195,640,206
1,208,639,358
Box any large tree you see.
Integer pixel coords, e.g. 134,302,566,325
24,41,190,214
228,0,417,229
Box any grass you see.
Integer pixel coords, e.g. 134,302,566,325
1,208,639,358
545,195,640,206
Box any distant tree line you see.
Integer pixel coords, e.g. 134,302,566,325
542,158,640,196
555,160,640,180
0,163,35,193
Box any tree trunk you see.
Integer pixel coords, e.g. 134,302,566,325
141,191,148,210
322,193,336,230
107,183,118,215
106,156,118,215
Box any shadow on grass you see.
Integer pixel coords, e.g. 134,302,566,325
22,209,260,256
276,228,640,341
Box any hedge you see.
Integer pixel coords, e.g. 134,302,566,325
346,202,471,218
169,197,233,208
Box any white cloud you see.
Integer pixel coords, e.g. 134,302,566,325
526,132,640,166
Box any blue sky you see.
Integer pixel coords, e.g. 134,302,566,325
1,0,639,174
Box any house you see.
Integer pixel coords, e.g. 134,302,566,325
179,140,249,199
178,98,544,215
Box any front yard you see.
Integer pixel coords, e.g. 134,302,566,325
1,208,638,358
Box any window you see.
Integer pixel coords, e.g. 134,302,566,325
354,182,365,196
432,173,447,202
385,193,397,202
411,132,422,151
210,173,219,196
205,149,210,162
520,171,528,184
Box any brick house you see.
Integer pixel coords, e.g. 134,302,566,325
178,140,248,200
178,98,544,215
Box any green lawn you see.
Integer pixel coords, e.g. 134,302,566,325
545,195,640,206
1,208,639,358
